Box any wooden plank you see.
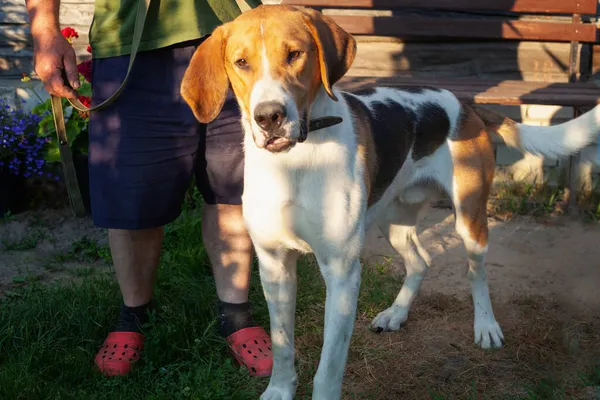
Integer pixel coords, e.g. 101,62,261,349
282,0,598,15
337,77,600,106
329,15,598,42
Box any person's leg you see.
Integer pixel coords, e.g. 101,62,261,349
109,228,163,309
196,94,273,376
202,204,253,304
88,40,204,376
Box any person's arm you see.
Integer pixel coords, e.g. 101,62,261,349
25,0,80,98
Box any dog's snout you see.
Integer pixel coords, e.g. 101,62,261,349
254,102,287,132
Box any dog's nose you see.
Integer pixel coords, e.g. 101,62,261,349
254,102,287,131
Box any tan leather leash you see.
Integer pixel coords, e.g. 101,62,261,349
50,0,151,217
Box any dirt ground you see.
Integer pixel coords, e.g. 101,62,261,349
363,207,600,312
1,206,599,399
343,207,600,400
0,208,108,292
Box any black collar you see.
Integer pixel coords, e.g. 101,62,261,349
308,116,343,132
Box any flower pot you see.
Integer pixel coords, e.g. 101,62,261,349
73,153,92,214
0,167,27,217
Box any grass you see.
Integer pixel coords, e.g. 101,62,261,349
1,228,45,251
488,180,600,222
1,191,599,399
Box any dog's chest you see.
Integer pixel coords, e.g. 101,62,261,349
242,143,364,252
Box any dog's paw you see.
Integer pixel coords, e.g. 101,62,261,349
260,386,295,400
370,305,409,332
474,318,504,349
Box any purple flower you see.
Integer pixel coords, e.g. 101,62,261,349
1,98,51,179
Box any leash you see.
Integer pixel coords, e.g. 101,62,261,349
50,0,151,217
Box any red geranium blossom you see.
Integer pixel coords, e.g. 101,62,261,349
77,60,92,83
86,44,92,54
60,27,79,43
77,95,91,118
78,95,91,108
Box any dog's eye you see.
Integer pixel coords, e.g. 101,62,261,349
288,50,301,63
235,58,248,69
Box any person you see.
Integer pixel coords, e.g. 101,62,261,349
25,0,272,377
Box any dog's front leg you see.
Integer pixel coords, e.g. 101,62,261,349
256,246,299,400
312,255,361,400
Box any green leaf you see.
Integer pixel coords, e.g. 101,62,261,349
44,144,61,164
12,276,26,284
78,81,92,97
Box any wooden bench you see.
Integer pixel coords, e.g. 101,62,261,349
280,0,600,211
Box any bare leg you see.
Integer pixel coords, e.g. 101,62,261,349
202,204,254,304
109,227,164,307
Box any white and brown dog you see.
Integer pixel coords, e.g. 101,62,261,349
181,5,600,399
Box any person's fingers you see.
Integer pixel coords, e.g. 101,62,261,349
45,67,78,98
63,49,81,90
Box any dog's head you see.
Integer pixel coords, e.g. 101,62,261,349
180,5,356,153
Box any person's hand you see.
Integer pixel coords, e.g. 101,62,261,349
32,28,80,98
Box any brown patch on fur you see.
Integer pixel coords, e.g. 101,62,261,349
472,104,522,150
180,25,230,123
450,104,497,247
301,8,357,101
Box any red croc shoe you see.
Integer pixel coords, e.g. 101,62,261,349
94,331,145,376
225,326,273,377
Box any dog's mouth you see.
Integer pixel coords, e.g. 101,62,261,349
265,136,295,153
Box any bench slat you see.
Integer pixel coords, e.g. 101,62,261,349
337,77,600,107
329,15,598,42
281,0,598,15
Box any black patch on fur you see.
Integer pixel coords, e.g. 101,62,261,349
398,85,442,94
352,87,378,96
342,93,415,202
411,102,451,161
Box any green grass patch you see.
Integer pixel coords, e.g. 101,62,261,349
0,203,270,400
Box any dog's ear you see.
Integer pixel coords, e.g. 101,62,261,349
181,25,230,123
301,8,356,101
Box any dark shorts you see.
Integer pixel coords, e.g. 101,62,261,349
88,39,244,230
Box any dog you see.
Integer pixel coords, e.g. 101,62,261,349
180,5,600,399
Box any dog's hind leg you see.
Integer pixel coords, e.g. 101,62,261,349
448,105,504,349
257,246,300,400
370,199,430,332
453,202,504,349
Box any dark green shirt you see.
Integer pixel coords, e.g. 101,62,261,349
89,0,262,59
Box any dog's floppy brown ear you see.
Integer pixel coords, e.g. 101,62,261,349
181,26,230,123
301,8,356,101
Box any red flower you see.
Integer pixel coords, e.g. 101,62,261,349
60,27,79,43
86,44,92,54
77,60,92,82
78,95,91,108
77,95,91,118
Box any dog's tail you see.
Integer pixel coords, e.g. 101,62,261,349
472,104,600,159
